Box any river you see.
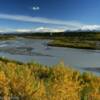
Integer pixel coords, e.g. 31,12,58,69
0,38,100,74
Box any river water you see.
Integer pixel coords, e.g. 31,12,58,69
0,38,100,74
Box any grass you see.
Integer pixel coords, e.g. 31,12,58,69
48,37,98,49
0,58,99,99
0,32,100,50
0,35,16,40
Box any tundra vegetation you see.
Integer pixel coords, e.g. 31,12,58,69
0,58,99,100
1,31,100,49
48,32,100,49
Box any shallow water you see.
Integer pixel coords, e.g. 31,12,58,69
0,38,100,74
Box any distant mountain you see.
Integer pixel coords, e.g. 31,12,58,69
0,27,65,34
1,26,100,34
33,27,65,33
65,29,100,32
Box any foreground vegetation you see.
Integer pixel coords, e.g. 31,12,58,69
0,58,99,99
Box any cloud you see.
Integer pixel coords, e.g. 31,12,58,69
34,27,65,32
16,29,32,33
0,13,83,28
0,27,66,33
0,13,100,32
32,6,40,10
1,25,100,33
0,28,15,33
81,25,100,31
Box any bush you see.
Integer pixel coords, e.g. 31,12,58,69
0,58,99,99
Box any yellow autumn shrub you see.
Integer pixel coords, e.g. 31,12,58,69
0,58,99,99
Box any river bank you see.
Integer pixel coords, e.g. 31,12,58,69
1,31,100,50
48,39,98,49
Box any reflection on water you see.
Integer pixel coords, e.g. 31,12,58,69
0,38,100,74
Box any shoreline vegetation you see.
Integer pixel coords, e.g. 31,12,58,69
0,57,100,99
48,39,97,49
47,32,100,50
0,35,16,40
1,31,100,49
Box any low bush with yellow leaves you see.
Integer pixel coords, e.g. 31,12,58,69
0,58,99,100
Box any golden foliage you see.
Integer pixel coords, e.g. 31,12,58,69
0,58,99,99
